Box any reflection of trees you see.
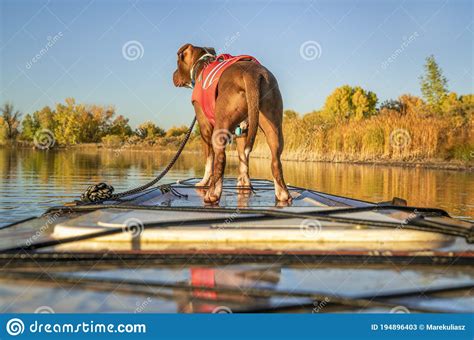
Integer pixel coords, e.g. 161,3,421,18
0,148,472,217
246,157,473,217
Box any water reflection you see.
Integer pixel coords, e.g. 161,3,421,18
0,147,472,226
178,267,281,313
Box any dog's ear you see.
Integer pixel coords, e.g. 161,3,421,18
204,47,216,56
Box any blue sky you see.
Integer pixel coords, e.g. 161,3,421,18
1,0,472,128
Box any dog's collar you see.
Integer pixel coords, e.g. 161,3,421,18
189,51,215,88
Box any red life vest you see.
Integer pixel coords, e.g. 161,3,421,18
190,268,217,313
191,54,259,126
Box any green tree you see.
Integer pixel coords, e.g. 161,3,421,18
108,115,132,137
379,99,403,113
0,103,21,140
419,55,448,110
33,106,55,130
20,114,39,140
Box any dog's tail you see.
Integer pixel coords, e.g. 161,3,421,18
243,73,263,155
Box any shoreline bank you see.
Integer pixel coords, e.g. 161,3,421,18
3,143,472,171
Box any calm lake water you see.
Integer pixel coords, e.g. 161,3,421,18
0,147,472,226
0,147,473,313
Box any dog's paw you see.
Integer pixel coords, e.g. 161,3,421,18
275,190,292,203
204,192,220,204
237,175,251,188
195,180,209,187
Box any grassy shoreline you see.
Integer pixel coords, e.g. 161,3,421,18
4,143,471,171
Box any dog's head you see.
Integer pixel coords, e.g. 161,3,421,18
173,44,216,87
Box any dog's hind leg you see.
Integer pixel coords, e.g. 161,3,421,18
236,137,251,188
259,113,291,203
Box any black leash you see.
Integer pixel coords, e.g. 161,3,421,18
80,117,196,203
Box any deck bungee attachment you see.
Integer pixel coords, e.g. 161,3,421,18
191,54,259,126
79,117,196,203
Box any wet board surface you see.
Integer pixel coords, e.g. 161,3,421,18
52,178,457,250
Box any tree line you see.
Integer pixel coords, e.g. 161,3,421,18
0,97,189,147
1,55,472,161
259,56,472,162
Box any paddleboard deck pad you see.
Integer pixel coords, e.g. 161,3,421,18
1,178,473,313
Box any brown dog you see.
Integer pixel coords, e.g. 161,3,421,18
173,44,290,204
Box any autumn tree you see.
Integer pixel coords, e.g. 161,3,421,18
52,99,78,145
283,110,299,120
419,55,448,111
77,104,114,142
165,125,189,137
440,93,474,118
352,86,377,120
322,85,377,121
398,94,426,116
0,103,21,140
108,115,132,137
136,121,165,139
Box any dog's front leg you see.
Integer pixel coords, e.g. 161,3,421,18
193,103,214,188
204,129,228,204
196,141,213,187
